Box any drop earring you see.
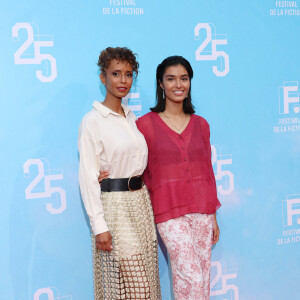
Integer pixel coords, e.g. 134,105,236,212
186,90,189,99
162,90,165,99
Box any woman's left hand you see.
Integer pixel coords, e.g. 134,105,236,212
212,214,220,245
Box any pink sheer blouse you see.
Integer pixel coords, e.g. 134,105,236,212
136,112,221,224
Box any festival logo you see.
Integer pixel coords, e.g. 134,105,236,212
34,287,72,300
270,1,300,16
273,81,300,133
12,23,57,82
277,194,300,245
23,159,67,214
194,23,229,77
102,0,144,15
210,260,239,299
122,87,142,118
211,145,234,196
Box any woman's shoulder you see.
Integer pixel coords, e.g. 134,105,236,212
136,112,157,135
79,104,107,138
193,114,209,127
139,111,156,120
80,109,100,127
137,111,156,125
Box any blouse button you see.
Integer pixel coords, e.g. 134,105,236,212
182,146,185,150
186,168,189,172
183,158,187,161
179,136,182,140
187,179,191,183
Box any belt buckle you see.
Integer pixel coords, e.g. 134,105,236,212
128,175,143,192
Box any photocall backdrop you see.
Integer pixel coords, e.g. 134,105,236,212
1,0,300,299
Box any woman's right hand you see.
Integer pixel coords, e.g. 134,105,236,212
98,171,109,183
95,231,113,252
96,171,111,251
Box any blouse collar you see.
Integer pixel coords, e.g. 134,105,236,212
93,101,131,118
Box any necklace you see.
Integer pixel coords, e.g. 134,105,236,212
163,112,188,133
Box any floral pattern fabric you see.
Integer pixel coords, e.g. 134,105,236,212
157,213,213,300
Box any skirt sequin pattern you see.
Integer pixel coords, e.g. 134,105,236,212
92,186,161,300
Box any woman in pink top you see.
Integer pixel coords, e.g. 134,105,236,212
136,56,221,300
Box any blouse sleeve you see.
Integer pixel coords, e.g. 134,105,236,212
78,122,109,235
136,115,152,190
201,118,218,193
135,118,145,134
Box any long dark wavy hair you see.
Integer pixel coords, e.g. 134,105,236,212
150,55,195,114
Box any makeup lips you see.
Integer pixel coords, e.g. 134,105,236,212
117,87,128,92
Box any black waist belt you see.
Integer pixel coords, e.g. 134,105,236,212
101,175,144,192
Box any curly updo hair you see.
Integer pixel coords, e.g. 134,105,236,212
98,47,139,76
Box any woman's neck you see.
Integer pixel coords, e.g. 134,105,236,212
164,101,185,117
102,96,124,115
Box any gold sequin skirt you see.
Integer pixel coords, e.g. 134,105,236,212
92,186,161,300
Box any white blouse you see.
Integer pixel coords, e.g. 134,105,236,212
78,101,148,235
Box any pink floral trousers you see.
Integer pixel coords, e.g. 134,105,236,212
157,213,214,300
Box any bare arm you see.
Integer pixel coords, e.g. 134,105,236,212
212,213,220,245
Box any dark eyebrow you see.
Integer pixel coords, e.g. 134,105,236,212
165,74,189,77
111,69,133,73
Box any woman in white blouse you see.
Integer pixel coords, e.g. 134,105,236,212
78,47,161,299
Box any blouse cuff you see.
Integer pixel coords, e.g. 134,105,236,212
92,217,109,236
